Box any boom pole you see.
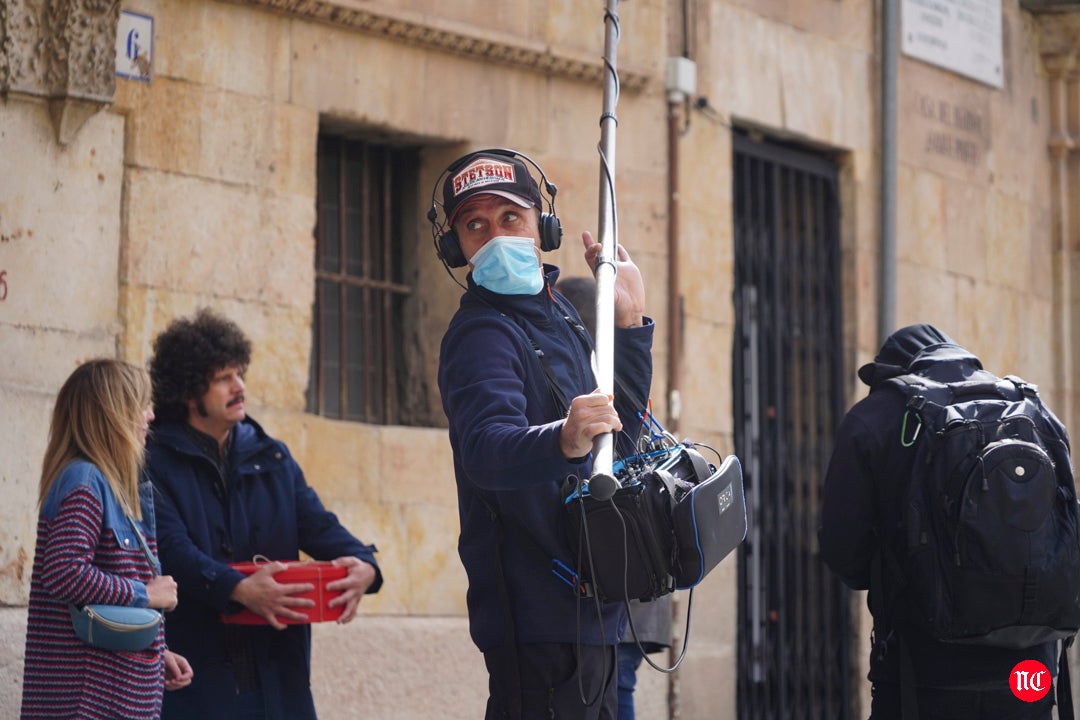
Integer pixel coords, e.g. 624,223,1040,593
587,0,623,501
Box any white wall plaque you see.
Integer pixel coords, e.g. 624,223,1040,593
116,11,153,82
901,0,1003,88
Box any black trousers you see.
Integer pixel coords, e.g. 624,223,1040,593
870,682,1055,720
483,643,617,720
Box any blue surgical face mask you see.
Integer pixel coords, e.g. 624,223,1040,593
470,236,543,296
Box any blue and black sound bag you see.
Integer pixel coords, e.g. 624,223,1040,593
670,454,747,589
567,445,746,602
566,470,676,603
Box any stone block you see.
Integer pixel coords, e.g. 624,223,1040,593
986,192,1031,292
424,54,547,143
376,427,456,507
268,104,319,199
778,30,873,148
247,192,316,307
895,258,957,334
707,6,783,129
0,385,51,605
260,409,383,504
897,61,993,187
896,167,946,269
668,567,738,719
980,289,1024,374
147,0,291,101
726,0,874,55
402,502,468,616
0,608,27,711
1,323,119,401
944,179,988,282
950,274,981,349
232,304,313,411
114,76,204,176
310,616,486,719
678,316,734,439
0,102,123,331
987,6,1052,203
195,89,277,187
118,286,202,365
612,0,668,75
1015,296,1054,385
1028,205,1053,302
118,41,304,189
124,168,247,287
289,23,429,133
126,168,310,309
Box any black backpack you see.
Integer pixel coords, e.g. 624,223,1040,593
881,352,1080,650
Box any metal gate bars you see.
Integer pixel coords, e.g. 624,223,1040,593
732,132,853,720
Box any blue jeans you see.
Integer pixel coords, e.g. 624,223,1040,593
616,643,645,720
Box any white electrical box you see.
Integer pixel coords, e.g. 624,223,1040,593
665,57,697,103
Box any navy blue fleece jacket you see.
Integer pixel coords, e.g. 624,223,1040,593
438,265,654,652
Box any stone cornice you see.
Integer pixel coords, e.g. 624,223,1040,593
1032,10,1080,78
1,0,120,144
218,0,652,93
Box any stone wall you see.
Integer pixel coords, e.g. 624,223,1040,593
0,0,1075,717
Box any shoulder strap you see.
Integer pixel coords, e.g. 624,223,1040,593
549,291,651,415
479,307,573,417
528,335,571,416
470,480,591,598
127,516,160,577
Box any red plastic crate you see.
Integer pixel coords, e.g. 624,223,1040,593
221,560,347,625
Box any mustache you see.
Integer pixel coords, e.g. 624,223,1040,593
227,395,245,408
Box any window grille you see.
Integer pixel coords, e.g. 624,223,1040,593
307,135,415,425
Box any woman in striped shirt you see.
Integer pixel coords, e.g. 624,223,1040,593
21,359,193,719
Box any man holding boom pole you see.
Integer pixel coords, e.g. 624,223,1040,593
432,148,654,719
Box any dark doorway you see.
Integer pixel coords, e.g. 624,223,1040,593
732,132,853,719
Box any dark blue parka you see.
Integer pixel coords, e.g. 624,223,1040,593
146,417,382,720
438,265,654,652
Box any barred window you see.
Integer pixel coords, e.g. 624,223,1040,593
307,135,417,424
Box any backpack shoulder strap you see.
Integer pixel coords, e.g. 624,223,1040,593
879,374,951,448
1003,374,1039,397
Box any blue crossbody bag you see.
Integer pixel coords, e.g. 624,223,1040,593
68,512,163,652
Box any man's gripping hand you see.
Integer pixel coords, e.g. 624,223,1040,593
229,561,315,630
559,390,623,460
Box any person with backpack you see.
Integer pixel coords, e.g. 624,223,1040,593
820,324,1078,719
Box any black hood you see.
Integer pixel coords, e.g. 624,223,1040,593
857,324,965,387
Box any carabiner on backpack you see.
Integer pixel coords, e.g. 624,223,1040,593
900,410,922,447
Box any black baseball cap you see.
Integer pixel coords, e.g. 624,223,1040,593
442,151,542,226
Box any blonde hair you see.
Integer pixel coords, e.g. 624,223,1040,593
39,359,152,520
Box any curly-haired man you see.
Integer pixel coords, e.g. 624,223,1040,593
145,308,382,720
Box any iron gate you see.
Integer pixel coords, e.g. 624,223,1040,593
732,132,853,719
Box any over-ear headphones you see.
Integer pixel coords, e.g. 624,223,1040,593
428,148,563,269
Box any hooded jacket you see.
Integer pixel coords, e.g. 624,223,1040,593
438,265,654,652
146,416,382,720
819,324,1057,688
